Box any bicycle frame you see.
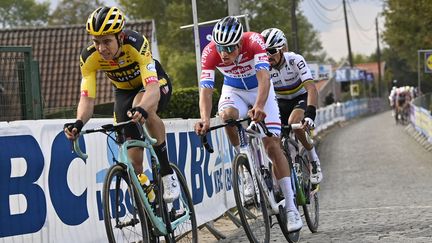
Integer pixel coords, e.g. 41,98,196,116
202,118,285,214
281,124,319,206
241,124,285,214
73,121,191,236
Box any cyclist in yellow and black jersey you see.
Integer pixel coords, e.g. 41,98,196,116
79,29,170,95
64,6,179,203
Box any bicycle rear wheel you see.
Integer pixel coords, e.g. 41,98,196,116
276,145,300,243
103,164,150,243
232,153,270,243
299,150,319,233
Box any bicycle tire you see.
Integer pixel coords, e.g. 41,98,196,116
102,164,150,243
151,163,198,243
170,163,198,243
299,150,319,233
232,153,270,243
275,145,300,243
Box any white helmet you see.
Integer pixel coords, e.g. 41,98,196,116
261,28,287,50
212,16,244,46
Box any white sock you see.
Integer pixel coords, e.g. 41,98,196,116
278,177,297,211
307,147,319,163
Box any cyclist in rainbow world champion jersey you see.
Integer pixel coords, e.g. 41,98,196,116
193,16,302,232
261,28,323,184
63,6,180,203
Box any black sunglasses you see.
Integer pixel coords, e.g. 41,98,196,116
266,48,279,55
216,44,238,53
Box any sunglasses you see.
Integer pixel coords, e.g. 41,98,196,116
216,44,238,53
266,48,279,55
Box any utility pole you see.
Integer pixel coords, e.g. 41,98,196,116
228,0,240,16
342,0,354,68
376,17,382,98
342,0,354,98
291,0,299,53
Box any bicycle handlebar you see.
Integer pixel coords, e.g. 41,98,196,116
199,117,251,153
199,117,278,153
72,120,157,160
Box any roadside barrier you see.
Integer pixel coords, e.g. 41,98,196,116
0,98,387,242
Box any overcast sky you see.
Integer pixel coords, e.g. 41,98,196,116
300,0,385,61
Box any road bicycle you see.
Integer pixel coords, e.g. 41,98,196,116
201,118,297,243
281,123,320,237
72,120,198,243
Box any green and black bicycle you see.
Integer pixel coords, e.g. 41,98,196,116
73,120,198,243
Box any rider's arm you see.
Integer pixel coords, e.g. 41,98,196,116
303,81,318,108
199,87,213,123
78,54,97,124
255,69,270,109
76,95,95,124
251,33,271,121
135,37,160,113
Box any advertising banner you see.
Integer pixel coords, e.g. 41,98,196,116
0,118,236,243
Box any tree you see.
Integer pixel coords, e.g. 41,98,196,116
118,0,326,88
241,0,326,62
382,0,432,92
0,0,50,28
119,0,227,88
48,0,103,26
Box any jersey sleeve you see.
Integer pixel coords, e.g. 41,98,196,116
292,54,313,82
79,54,97,98
248,33,270,72
134,36,158,87
199,44,217,89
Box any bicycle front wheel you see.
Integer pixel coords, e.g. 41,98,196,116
102,164,150,243
299,150,319,233
167,163,198,243
232,153,270,243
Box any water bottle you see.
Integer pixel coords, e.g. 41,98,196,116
137,173,155,203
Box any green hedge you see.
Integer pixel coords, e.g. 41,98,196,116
160,87,220,119
45,87,220,119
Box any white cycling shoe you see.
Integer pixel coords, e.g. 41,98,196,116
287,210,303,232
162,173,180,203
243,172,254,201
310,160,323,184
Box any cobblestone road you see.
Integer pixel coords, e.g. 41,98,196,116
198,111,432,242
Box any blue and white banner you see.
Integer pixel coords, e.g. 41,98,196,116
198,25,214,53
0,118,236,243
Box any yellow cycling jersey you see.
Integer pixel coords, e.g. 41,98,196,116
79,29,159,98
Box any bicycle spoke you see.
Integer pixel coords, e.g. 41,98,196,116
232,154,270,243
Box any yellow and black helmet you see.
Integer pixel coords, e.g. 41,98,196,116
86,7,125,36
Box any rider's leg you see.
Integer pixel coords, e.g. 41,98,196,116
289,108,322,184
217,87,249,153
132,88,179,203
263,137,295,209
131,92,173,176
219,107,241,153
288,109,318,161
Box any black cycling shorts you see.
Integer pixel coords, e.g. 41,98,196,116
113,59,172,141
277,92,308,126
